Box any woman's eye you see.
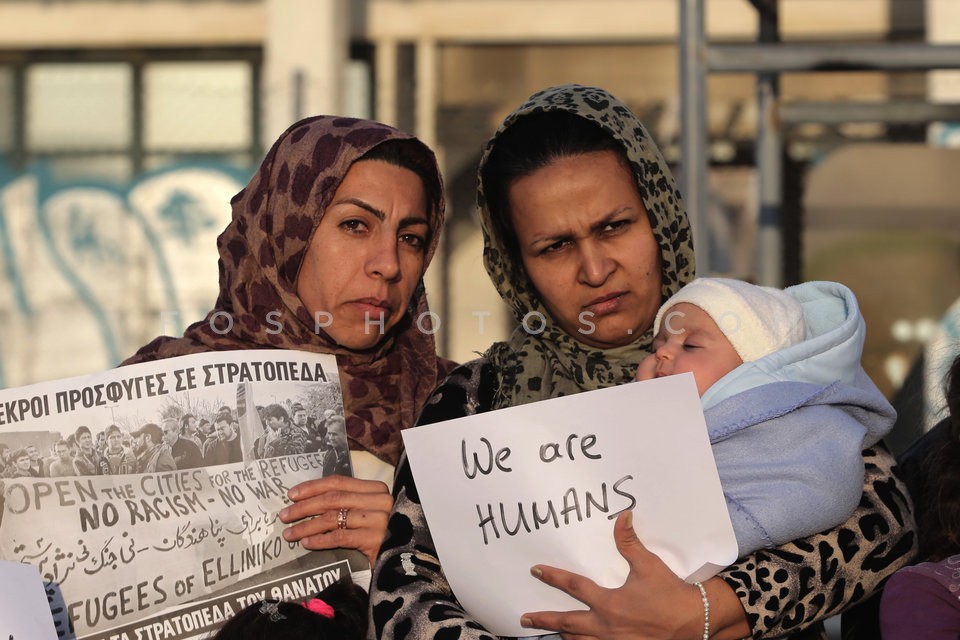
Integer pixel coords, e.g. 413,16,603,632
540,239,570,255
601,220,630,234
400,233,426,250
340,219,368,233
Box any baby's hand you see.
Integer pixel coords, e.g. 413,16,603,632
634,353,658,382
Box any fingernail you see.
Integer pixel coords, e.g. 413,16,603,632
624,510,633,528
282,528,293,541
288,488,299,500
279,508,289,520
530,566,542,578
520,617,533,628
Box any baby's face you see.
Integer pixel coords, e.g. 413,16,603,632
635,302,743,396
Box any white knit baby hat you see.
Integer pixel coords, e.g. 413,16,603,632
652,277,806,363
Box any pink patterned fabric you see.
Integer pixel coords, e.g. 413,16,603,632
302,597,336,618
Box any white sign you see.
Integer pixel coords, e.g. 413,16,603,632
0,560,58,640
401,373,738,637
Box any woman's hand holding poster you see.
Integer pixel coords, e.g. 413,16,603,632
401,373,738,637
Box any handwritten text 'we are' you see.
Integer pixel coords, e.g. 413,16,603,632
460,434,637,545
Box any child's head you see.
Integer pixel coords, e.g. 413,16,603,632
636,278,805,395
208,580,368,640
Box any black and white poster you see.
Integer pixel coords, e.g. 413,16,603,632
0,350,362,640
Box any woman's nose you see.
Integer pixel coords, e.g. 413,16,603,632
577,243,614,286
366,235,402,282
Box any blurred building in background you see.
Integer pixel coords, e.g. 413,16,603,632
1,0,959,439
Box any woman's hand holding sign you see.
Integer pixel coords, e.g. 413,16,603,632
521,511,752,640
279,475,393,567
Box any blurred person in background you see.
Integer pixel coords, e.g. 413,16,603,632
880,353,960,638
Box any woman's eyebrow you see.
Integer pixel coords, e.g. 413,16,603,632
336,197,385,220
589,206,633,233
530,229,571,246
336,197,429,228
529,205,637,246
398,215,430,229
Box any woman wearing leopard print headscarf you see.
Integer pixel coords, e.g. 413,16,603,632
124,116,457,567
371,85,916,640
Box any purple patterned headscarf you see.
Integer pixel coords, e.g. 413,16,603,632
123,116,456,465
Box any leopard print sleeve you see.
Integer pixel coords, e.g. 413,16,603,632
372,364,916,640
720,442,918,640
371,359,502,640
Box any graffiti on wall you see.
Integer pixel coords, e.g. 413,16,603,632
0,163,249,389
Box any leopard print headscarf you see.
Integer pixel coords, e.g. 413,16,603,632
124,116,455,465
478,84,695,408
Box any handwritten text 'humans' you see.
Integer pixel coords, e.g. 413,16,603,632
460,433,637,545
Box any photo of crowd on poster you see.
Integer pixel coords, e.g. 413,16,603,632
0,350,361,640
0,393,349,480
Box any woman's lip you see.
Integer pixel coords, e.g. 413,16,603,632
349,299,392,316
583,292,625,315
585,291,625,306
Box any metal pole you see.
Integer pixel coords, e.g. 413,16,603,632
414,38,449,355
679,0,710,275
708,42,960,73
11,63,25,171
292,69,305,122
250,58,263,161
374,39,398,126
780,100,960,124
756,1,782,286
131,59,144,176
415,38,437,149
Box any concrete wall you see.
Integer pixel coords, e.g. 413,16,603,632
1,0,954,386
